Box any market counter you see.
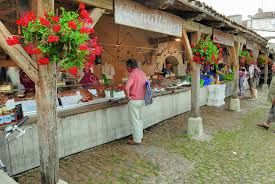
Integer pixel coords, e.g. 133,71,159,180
0,84,232,176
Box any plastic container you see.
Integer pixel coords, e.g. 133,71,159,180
0,115,4,125
200,79,205,88
3,114,12,124
204,78,211,86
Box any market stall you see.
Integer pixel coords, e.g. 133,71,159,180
0,0,268,179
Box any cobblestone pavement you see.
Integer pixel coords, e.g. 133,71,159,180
18,90,275,184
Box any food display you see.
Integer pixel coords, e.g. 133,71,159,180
150,74,191,93
0,84,13,93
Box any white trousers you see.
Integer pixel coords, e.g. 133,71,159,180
128,100,145,143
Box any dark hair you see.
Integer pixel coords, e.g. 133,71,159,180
126,58,138,69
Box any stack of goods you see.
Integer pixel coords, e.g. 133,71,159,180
0,104,23,126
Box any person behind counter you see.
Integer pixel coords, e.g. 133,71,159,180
19,70,35,93
162,60,173,77
125,58,146,145
79,68,99,89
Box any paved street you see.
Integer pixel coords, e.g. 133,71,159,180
18,90,275,184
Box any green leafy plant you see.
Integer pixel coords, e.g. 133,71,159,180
257,54,268,65
6,3,102,76
192,35,221,64
239,50,253,64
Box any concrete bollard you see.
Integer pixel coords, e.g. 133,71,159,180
187,117,203,137
230,98,241,112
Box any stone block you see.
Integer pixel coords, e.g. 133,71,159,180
187,117,203,137
57,179,68,184
230,98,241,112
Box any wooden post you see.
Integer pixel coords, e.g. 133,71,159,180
229,40,242,111
182,30,203,136
34,1,59,184
232,42,240,99
182,30,201,118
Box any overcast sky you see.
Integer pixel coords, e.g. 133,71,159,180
199,0,275,20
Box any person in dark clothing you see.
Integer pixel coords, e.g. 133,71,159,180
162,61,173,76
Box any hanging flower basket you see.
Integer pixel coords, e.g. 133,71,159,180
239,50,253,65
257,54,268,66
192,35,220,65
6,3,102,76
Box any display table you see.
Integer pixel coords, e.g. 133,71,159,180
207,84,226,106
0,85,231,176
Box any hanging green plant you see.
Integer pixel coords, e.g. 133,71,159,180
5,3,102,76
191,35,221,64
239,50,253,64
257,54,268,65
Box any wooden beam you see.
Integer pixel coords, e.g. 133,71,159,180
149,36,176,45
78,0,113,11
134,0,175,9
177,0,267,44
0,7,17,16
35,1,59,184
182,19,212,35
0,21,39,83
89,8,105,28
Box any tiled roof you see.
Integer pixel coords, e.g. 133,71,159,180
253,11,275,19
174,0,267,44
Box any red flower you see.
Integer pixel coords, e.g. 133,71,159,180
216,44,221,48
80,9,90,19
6,36,20,46
89,53,96,62
193,56,201,63
79,43,88,51
68,21,77,30
80,26,91,34
191,43,195,48
16,12,36,27
203,47,207,52
68,67,78,76
94,46,102,55
38,57,49,65
90,28,95,34
195,52,200,56
80,10,93,24
79,2,86,10
48,35,59,43
25,44,41,55
51,16,60,23
52,25,61,33
85,61,94,69
39,17,51,26
211,54,216,61
201,56,205,61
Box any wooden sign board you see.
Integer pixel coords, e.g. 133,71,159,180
213,29,234,47
114,0,182,37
